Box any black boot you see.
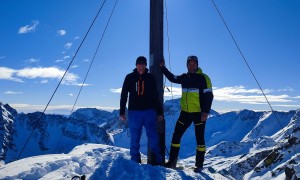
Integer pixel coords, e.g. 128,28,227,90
165,145,179,169
195,145,206,169
194,166,204,173
194,151,205,173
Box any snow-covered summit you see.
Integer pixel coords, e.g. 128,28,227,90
0,99,299,179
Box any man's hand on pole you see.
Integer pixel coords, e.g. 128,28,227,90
159,59,165,68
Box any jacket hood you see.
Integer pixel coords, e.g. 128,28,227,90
196,67,203,74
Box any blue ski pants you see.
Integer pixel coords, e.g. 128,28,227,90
128,109,162,164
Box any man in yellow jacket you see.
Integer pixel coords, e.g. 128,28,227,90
160,55,213,172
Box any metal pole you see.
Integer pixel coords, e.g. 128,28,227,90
148,0,165,165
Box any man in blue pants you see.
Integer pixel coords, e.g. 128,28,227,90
120,56,163,165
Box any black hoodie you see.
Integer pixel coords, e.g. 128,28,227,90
120,68,162,116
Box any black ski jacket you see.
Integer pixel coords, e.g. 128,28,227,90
120,68,162,116
161,66,213,113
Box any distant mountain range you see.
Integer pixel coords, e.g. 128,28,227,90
0,99,299,179
0,102,118,163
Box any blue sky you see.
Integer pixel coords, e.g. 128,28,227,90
1,0,300,114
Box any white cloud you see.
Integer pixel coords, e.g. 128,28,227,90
77,83,92,86
165,86,290,104
215,85,272,95
55,59,64,63
74,36,80,40
64,43,72,49
10,104,117,114
57,30,66,36
17,67,64,79
272,104,300,108
61,73,79,85
277,87,295,92
18,20,39,34
25,58,40,64
10,104,72,114
41,79,48,84
4,91,23,95
110,88,122,93
110,85,299,108
0,66,79,85
213,86,293,104
64,56,70,59
0,67,23,82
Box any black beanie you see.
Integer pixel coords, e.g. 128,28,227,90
136,56,147,65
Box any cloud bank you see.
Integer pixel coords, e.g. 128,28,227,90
110,85,299,108
0,66,79,85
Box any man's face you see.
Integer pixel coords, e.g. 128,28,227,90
187,60,198,73
136,63,146,75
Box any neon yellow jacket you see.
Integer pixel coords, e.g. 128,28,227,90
161,67,213,113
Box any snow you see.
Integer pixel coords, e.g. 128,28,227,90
0,144,225,180
2,143,297,179
1,102,300,179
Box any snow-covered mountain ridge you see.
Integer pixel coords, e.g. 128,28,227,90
0,99,299,179
0,102,117,162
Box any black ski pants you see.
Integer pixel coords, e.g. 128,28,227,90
171,111,206,147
